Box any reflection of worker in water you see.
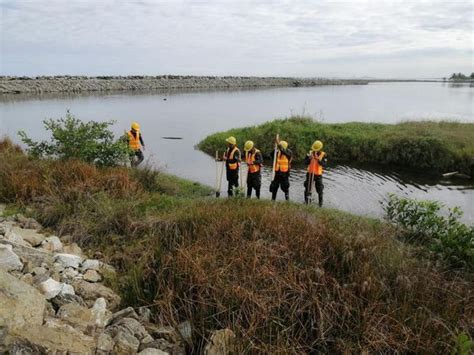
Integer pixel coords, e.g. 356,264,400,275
127,122,145,167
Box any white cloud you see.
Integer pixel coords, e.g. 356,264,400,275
1,0,473,77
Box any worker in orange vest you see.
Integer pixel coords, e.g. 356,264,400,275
304,140,327,206
243,140,263,199
127,122,145,167
223,136,241,196
270,138,292,201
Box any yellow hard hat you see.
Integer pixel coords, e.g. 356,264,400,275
131,122,140,131
312,140,323,152
244,140,254,151
279,140,288,150
226,136,237,145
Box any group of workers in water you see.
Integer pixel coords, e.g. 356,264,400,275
126,122,327,206
220,136,327,206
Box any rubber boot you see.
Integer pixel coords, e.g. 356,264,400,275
272,191,277,200
318,194,323,207
255,188,260,199
285,193,289,201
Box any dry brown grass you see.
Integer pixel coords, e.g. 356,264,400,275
0,139,472,353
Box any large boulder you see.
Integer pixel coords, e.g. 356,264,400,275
72,279,121,310
0,269,46,330
0,244,23,271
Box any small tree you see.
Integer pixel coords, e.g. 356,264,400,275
18,111,130,167
470,72,474,79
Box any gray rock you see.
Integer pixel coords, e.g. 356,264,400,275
10,227,45,246
91,297,112,328
73,279,121,310
51,292,87,309
138,306,152,323
97,332,115,352
107,307,139,326
0,269,46,330
31,266,48,276
20,273,33,285
81,258,102,271
54,253,83,268
38,278,75,299
0,239,54,267
138,339,183,354
16,215,42,230
83,269,102,282
204,328,236,355
3,228,31,247
113,330,140,354
62,242,84,257
139,348,169,355
106,317,152,344
40,236,63,252
0,244,23,271
61,266,79,282
57,302,95,333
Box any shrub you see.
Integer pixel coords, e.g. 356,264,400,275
18,111,129,167
383,194,474,269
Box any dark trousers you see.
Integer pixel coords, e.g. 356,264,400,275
304,173,324,206
131,150,144,167
270,172,290,201
227,170,239,196
246,172,261,199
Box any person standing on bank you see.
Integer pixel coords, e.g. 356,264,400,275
223,136,241,197
127,122,145,167
304,140,327,206
243,140,263,199
270,138,292,201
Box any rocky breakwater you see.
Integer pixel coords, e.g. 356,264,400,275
0,75,368,94
0,206,235,354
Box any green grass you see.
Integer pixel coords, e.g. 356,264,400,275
198,117,474,176
0,137,472,353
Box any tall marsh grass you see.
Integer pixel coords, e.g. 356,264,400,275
198,117,474,176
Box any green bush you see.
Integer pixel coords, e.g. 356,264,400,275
383,194,474,269
18,111,129,167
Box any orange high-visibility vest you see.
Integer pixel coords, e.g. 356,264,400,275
225,146,240,170
246,149,262,173
275,152,290,173
128,130,141,151
308,151,326,176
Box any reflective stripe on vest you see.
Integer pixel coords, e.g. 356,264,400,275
308,151,325,175
226,146,240,170
246,149,261,173
128,130,140,151
276,152,290,172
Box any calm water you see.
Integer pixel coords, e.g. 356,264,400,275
1,82,473,224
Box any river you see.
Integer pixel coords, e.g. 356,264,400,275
1,82,473,224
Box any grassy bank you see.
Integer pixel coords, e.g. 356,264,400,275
198,117,474,176
0,138,472,353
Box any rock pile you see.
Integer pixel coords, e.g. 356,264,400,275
0,75,368,94
0,210,190,354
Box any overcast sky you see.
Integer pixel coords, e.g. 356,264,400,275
1,0,472,78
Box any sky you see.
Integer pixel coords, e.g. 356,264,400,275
1,0,473,78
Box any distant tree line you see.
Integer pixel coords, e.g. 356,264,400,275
443,73,474,81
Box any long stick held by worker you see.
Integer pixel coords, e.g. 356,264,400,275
271,133,279,181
